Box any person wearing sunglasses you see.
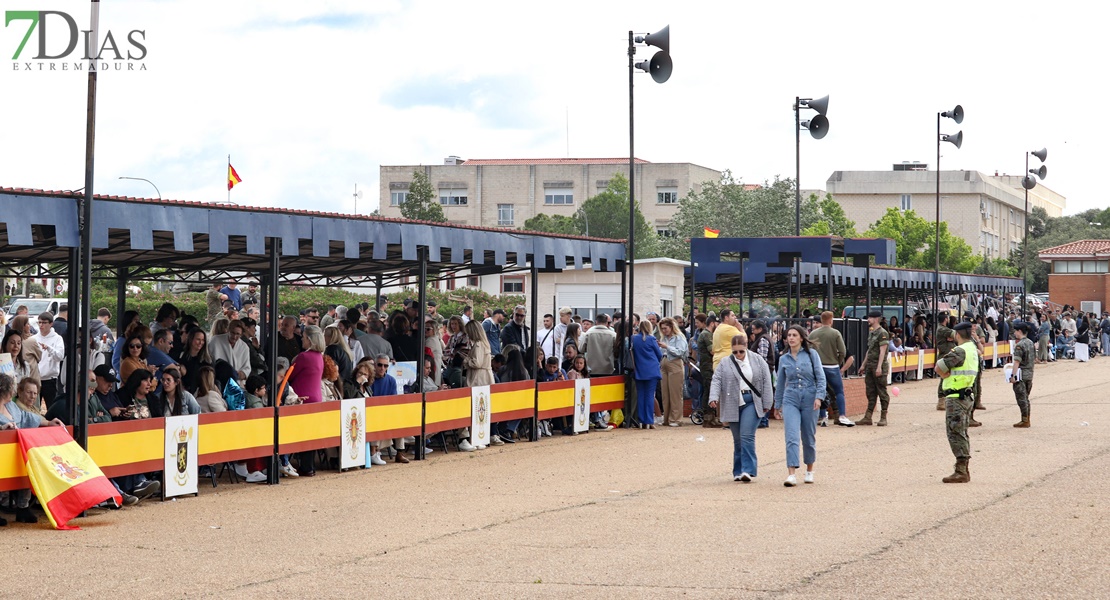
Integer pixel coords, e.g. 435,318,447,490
709,333,773,482
119,331,157,385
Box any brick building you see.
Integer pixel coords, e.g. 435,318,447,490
1039,240,1110,312
379,157,721,235
826,164,1066,259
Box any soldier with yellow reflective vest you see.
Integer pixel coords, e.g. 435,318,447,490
935,321,979,483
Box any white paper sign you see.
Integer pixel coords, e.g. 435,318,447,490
164,414,199,498
0,353,13,376
1003,364,1022,383
574,379,591,433
390,361,418,391
339,398,366,470
471,385,491,448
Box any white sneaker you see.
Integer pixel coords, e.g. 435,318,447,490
280,464,299,478
458,439,476,452
423,446,434,455
784,474,797,487
233,463,249,478
804,471,814,484
370,452,387,466
403,436,416,444
490,435,505,446
819,418,828,427
668,422,680,427
838,415,855,427
738,472,752,482
245,471,267,483
734,476,742,481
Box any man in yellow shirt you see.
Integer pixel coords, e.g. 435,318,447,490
712,309,743,370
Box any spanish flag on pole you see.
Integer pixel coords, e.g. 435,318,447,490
228,162,243,191
17,427,121,530
703,227,720,238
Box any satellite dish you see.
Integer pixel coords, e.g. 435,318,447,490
354,190,364,200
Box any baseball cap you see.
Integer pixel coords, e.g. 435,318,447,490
93,364,119,383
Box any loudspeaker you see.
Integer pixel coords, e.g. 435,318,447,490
802,115,829,139
942,105,964,124
806,95,830,116
642,25,669,53
942,130,963,149
1031,147,1048,162
636,51,672,83
1022,175,1037,190
1031,164,1048,179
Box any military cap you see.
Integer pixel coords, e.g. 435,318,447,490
953,321,973,333
867,310,883,318
1013,321,1031,334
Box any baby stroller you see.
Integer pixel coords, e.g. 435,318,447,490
686,360,705,425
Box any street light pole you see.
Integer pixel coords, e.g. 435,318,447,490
118,176,161,200
1021,148,1048,316
936,105,963,346
793,95,829,317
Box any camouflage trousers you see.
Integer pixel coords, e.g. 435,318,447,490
945,393,974,459
1013,379,1033,417
864,367,889,412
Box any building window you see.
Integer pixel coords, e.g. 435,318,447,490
440,190,468,206
544,188,574,205
467,276,480,288
498,204,515,226
656,228,676,238
900,194,912,211
1051,260,1108,274
502,275,525,294
390,191,408,206
445,271,457,291
657,187,679,204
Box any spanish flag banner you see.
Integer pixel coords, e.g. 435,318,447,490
16,427,121,530
228,164,243,191
703,227,720,238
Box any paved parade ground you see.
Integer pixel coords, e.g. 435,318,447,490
6,358,1109,599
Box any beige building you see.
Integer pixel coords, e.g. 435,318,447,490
826,164,1067,260
379,157,721,234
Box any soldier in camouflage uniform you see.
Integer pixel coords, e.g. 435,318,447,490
697,315,721,427
934,313,957,411
964,312,986,427
936,321,978,483
857,310,890,426
1009,321,1035,428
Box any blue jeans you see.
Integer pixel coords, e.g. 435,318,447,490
635,378,659,426
728,395,758,476
782,391,818,468
823,367,846,415
1101,333,1110,356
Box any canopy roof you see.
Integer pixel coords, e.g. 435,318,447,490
0,188,626,285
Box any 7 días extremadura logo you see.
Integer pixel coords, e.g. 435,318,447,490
6,10,147,71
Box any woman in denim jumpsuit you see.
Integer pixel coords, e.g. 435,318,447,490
773,325,826,487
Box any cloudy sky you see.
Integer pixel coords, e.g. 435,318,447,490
1,0,1100,217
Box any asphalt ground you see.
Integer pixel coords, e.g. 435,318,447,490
5,357,1108,599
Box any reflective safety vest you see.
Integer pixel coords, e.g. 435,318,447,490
942,341,979,397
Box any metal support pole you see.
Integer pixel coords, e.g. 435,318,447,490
701,291,708,315
688,265,696,337
627,30,636,349
865,264,872,314
530,262,540,442
1022,151,1030,317
115,268,127,339
77,1,100,449
66,246,80,427
266,238,281,484
934,111,941,355
738,258,745,319
416,248,428,460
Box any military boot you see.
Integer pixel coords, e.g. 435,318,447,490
969,417,982,427
936,399,946,411
1013,415,1030,428
942,458,970,483
856,411,873,426
877,411,888,426
974,400,985,410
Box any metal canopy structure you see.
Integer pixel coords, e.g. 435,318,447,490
686,236,1022,306
0,189,626,285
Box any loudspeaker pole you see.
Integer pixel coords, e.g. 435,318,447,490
1020,148,1047,317
936,104,964,343
627,30,636,334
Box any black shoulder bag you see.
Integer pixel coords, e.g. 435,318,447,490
729,355,761,399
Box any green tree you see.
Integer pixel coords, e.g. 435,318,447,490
518,173,657,259
863,208,980,272
399,170,446,222
658,173,822,260
801,193,857,237
1010,209,1110,292
521,213,579,236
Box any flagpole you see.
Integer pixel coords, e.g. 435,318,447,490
227,154,231,203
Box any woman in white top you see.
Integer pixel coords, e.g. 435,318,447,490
709,332,774,482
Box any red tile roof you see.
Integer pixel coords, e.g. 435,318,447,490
461,158,650,166
0,187,627,243
1038,239,1110,257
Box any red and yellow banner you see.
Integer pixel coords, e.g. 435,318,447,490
17,427,120,530
228,164,243,190
704,227,720,238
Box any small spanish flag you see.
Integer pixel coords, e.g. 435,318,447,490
704,227,720,238
17,427,120,530
228,164,243,191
